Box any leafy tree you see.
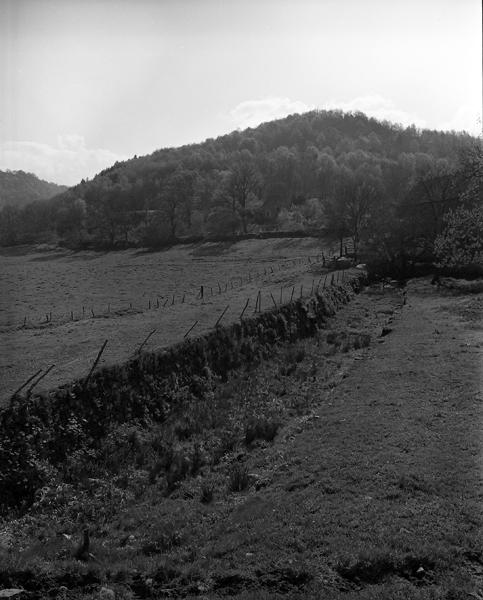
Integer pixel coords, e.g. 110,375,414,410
56,198,86,246
0,205,21,245
226,153,260,234
434,205,483,268
206,205,240,236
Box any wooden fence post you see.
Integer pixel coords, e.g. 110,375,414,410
240,298,250,320
215,305,229,327
184,321,198,338
85,340,108,385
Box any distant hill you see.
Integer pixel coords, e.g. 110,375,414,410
0,170,67,208
0,110,479,265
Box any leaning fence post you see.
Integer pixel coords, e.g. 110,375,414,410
85,340,108,386
215,305,230,327
240,298,250,320
184,320,198,338
11,368,43,398
27,364,55,396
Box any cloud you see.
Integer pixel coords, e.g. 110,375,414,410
0,135,127,186
57,134,86,152
323,94,427,129
229,97,313,130
226,95,430,132
439,103,482,136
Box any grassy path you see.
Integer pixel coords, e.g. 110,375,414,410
188,279,483,598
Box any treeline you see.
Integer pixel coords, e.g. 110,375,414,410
0,110,480,269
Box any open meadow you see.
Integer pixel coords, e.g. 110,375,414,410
0,237,341,401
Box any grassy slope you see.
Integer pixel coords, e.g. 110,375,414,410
0,279,481,599
0,237,336,401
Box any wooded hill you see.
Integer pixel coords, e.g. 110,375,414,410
0,110,480,270
0,170,67,209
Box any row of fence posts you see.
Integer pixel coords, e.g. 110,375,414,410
19,252,333,329
11,267,351,398
182,267,350,339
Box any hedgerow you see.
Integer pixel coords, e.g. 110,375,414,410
0,276,364,510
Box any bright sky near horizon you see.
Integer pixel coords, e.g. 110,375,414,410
0,0,481,186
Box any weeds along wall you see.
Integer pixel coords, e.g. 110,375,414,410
0,276,365,509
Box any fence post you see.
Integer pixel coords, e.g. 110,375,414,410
215,305,229,327
184,321,198,338
240,298,250,320
85,340,108,386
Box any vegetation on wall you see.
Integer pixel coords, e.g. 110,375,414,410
0,278,363,511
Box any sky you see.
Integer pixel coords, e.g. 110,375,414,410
0,0,481,186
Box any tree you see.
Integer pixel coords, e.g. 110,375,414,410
158,169,196,239
0,205,21,245
434,205,483,268
323,193,350,256
56,198,86,246
226,153,260,234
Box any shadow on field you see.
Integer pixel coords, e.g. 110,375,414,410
189,241,238,256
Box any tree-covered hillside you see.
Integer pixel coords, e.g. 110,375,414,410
0,110,480,270
0,170,66,208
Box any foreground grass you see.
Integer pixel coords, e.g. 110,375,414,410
1,281,481,599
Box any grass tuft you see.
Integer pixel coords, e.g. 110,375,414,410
228,462,250,492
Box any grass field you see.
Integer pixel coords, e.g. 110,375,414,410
1,278,481,599
0,237,344,401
